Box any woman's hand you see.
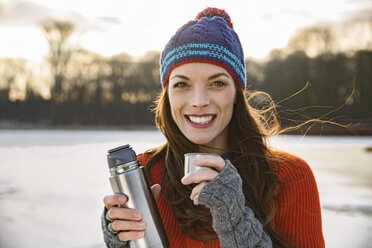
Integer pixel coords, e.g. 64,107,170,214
103,184,161,242
181,154,225,205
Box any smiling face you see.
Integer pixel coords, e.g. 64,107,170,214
167,63,236,152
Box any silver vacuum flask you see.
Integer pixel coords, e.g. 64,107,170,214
107,144,169,248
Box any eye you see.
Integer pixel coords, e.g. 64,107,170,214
211,81,226,87
173,82,189,88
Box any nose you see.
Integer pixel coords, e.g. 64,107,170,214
190,86,210,108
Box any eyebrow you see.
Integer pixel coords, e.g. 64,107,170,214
170,72,231,81
170,75,189,80
208,72,231,80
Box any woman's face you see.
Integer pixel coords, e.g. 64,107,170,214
168,63,236,152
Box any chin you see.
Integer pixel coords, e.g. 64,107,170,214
187,135,214,145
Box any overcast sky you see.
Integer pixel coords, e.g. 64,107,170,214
0,0,371,62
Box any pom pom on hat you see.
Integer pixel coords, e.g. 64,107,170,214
195,7,234,29
160,7,246,90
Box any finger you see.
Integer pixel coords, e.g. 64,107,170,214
192,155,226,171
190,182,208,205
103,194,127,209
117,231,145,242
108,207,143,221
111,220,147,231
181,168,218,185
151,184,161,199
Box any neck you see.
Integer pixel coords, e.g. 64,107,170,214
198,127,229,154
198,145,228,155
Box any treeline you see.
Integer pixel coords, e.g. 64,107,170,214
0,51,162,125
1,49,371,129
247,50,372,131
0,19,371,132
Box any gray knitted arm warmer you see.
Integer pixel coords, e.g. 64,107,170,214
198,160,273,248
101,207,130,248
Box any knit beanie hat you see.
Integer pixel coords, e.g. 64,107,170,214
160,7,246,90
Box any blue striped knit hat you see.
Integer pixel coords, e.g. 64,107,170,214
160,7,246,90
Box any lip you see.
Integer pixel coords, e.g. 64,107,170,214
185,114,216,128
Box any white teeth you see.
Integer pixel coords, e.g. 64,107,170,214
188,115,214,124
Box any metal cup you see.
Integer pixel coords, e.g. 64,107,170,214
184,153,220,176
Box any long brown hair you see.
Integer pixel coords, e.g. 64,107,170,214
145,84,289,247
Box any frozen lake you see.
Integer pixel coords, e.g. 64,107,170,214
0,130,371,248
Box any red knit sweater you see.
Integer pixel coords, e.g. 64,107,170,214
139,151,325,248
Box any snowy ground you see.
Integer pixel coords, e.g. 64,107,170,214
0,130,371,248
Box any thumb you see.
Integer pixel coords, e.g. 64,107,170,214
151,184,161,199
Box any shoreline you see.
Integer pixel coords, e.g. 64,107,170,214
0,123,158,131
1,123,372,136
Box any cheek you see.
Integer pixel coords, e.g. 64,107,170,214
222,106,234,126
169,99,183,124
221,95,235,121
170,107,179,123
168,91,188,123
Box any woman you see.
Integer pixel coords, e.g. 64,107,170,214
101,8,325,248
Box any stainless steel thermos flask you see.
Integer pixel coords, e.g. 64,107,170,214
107,144,169,248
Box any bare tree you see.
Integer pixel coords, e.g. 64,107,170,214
40,19,77,123
41,19,75,104
287,25,334,56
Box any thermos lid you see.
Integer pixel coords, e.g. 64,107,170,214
108,144,130,154
107,144,137,168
